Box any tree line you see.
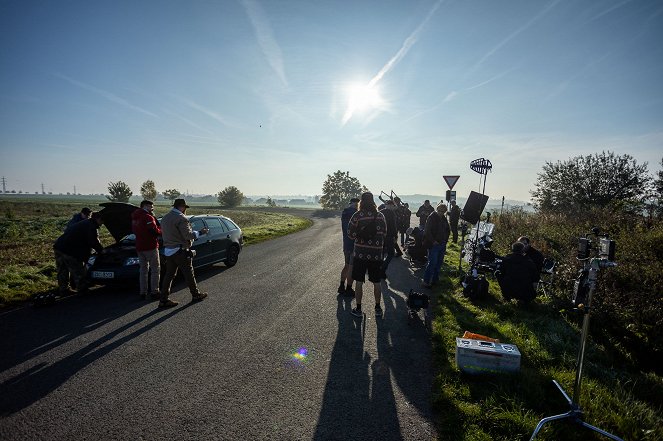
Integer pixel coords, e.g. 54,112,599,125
106,180,245,208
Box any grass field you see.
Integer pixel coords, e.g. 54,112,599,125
431,241,663,440
0,199,312,306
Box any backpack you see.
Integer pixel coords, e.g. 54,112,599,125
356,213,378,241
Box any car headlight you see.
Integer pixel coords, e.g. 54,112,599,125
124,257,140,266
88,255,96,266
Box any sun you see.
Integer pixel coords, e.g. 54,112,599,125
342,82,384,124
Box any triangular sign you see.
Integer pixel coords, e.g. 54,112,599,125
443,175,460,190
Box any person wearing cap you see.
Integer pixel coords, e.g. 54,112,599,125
159,199,209,308
65,207,92,231
347,192,388,318
422,202,450,288
53,211,104,295
338,197,359,296
132,200,162,300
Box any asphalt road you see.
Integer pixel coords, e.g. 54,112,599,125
0,210,437,441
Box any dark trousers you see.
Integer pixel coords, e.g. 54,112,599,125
161,251,200,300
54,249,88,293
450,221,459,243
382,237,396,276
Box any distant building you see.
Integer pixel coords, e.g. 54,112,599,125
255,198,268,205
288,199,307,205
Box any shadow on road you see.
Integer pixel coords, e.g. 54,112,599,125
313,256,434,440
0,287,192,415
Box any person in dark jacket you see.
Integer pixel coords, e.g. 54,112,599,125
448,200,461,243
397,202,412,247
65,207,92,231
422,203,450,287
497,242,539,304
416,200,434,229
518,236,545,273
338,198,358,296
380,200,399,279
132,200,162,300
53,212,104,294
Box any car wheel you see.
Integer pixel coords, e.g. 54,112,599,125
225,244,240,267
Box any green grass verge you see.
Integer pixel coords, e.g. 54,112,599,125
432,242,663,441
0,200,312,306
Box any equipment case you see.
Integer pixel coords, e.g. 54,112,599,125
455,337,521,374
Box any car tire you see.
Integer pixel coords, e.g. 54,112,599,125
225,244,240,267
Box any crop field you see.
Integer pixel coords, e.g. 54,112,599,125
0,198,311,306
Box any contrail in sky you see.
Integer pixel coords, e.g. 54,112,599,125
241,0,288,87
54,73,158,118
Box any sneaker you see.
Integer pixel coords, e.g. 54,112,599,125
351,307,363,317
375,304,383,317
337,283,346,295
344,286,355,297
159,299,179,308
191,292,208,302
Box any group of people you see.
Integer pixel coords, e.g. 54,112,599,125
52,199,209,308
339,193,547,315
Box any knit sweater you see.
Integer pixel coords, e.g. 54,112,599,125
347,209,387,261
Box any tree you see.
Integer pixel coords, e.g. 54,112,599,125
217,186,244,208
266,197,276,207
107,181,132,202
320,170,364,210
140,180,157,201
531,151,652,211
162,188,181,202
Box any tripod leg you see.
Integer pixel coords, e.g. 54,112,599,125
577,420,624,441
552,380,573,406
529,411,574,440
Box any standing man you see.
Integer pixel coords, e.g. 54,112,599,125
65,207,92,231
53,212,104,295
448,199,461,243
422,203,450,288
159,199,209,308
338,197,359,296
380,200,398,279
132,200,161,300
347,192,387,318
397,202,412,247
416,200,434,229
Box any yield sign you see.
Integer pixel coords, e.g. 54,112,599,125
443,175,460,190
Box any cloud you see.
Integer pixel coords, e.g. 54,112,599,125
53,73,158,118
180,97,235,128
241,0,288,87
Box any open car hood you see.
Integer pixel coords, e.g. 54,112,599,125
98,202,140,243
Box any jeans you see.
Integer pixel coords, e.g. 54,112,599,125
137,248,160,295
424,242,447,284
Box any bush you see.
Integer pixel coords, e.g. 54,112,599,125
491,207,663,373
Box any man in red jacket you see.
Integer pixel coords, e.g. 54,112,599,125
132,200,162,299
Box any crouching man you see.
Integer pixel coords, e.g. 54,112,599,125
497,242,539,304
53,211,104,295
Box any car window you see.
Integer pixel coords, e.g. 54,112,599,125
206,217,228,234
191,218,205,232
222,219,238,230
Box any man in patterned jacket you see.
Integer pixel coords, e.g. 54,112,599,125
347,192,387,318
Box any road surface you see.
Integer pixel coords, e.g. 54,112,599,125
0,210,437,440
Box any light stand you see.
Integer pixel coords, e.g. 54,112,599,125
467,158,492,272
530,257,623,441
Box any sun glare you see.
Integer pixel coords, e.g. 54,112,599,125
342,82,384,124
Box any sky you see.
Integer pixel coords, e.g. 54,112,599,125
1,0,662,202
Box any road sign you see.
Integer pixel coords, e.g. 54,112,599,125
443,175,460,190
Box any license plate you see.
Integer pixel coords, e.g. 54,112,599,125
92,271,114,279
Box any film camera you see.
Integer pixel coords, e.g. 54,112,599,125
572,228,616,307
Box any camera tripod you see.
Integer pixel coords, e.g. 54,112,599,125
530,258,623,441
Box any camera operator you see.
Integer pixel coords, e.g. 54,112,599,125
159,198,209,308
518,235,544,273
496,241,538,304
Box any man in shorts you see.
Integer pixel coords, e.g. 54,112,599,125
347,192,387,318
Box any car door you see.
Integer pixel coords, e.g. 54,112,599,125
190,218,213,266
204,217,230,264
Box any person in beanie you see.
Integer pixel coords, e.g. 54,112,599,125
65,207,92,231
159,199,209,308
347,192,387,318
422,202,450,288
132,200,161,300
338,198,359,296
